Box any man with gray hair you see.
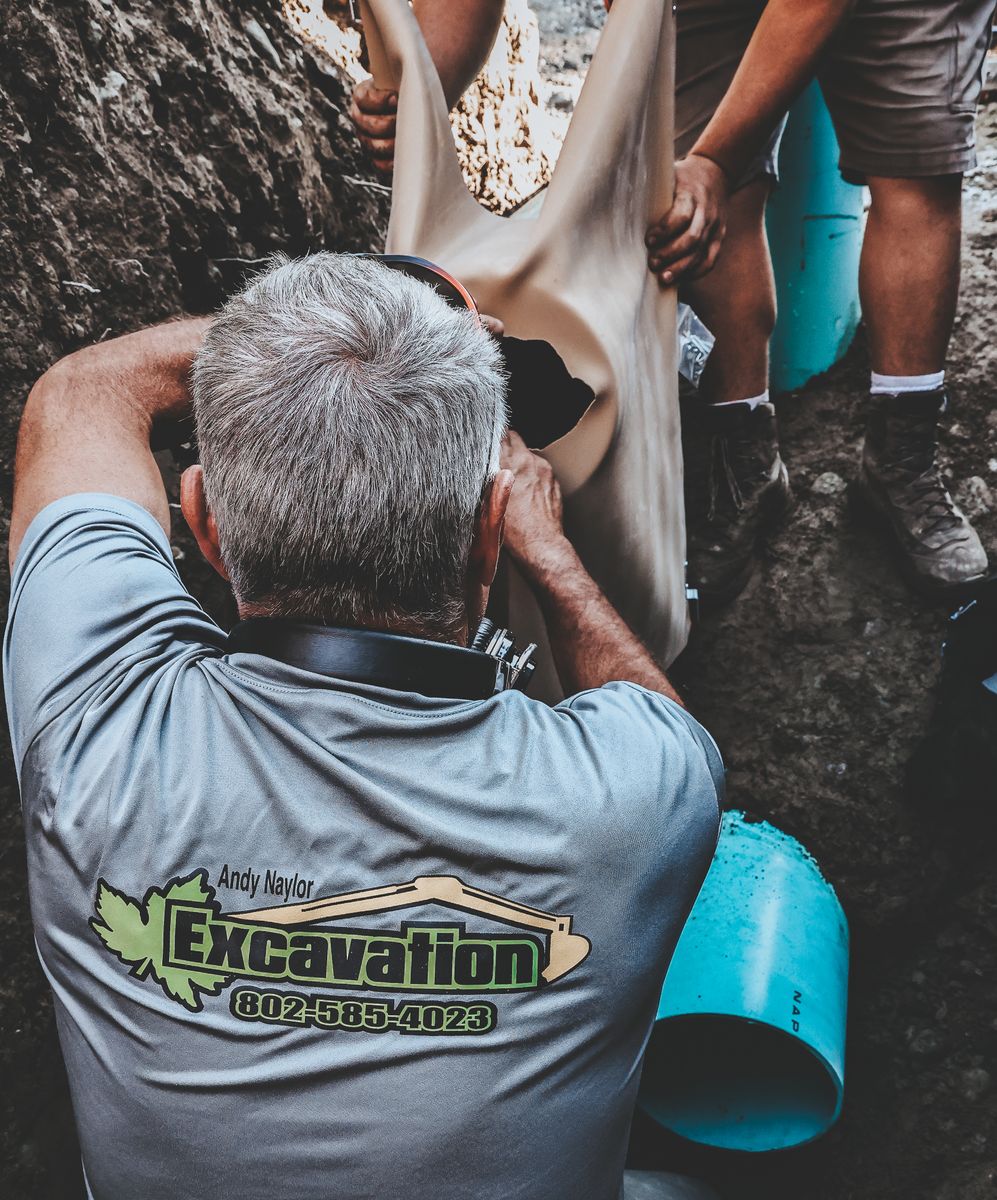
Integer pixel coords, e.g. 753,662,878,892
6,253,722,1200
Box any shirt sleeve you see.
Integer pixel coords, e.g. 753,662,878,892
560,680,725,820
551,682,724,962
3,493,225,769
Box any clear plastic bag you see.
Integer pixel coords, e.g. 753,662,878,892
677,302,715,388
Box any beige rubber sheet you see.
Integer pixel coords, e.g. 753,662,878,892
359,0,684,696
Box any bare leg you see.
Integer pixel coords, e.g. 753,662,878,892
682,178,775,404
860,175,963,375
680,178,790,604
855,174,988,593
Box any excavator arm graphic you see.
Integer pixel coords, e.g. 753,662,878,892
232,876,591,983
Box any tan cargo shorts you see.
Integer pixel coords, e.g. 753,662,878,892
675,0,997,186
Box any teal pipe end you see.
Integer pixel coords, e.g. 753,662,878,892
640,1016,843,1152
638,812,850,1153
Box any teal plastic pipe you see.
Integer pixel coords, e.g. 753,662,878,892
638,811,850,1152
767,82,864,392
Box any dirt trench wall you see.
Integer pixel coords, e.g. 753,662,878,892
0,0,388,488
0,3,387,1194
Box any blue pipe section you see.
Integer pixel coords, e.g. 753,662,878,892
767,82,864,392
638,811,849,1152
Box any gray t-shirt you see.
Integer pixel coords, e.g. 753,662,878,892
5,495,723,1200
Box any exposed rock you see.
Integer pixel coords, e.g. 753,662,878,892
954,474,995,519
812,470,847,495
962,1068,993,1102
451,0,556,213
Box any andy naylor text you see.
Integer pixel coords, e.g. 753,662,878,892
217,865,316,902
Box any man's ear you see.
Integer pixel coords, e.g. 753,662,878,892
180,465,229,581
468,468,515,588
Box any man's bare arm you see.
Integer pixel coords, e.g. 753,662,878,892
500,432,682,704
692,0,852,184
9,319,210,568
647,0,852,284
414,0,505,108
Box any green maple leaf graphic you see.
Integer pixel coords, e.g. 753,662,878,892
90,870,229,1012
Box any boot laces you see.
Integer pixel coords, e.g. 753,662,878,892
884,416,961,538
707,433,745,521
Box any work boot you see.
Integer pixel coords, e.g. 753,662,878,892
855,390,989,596
682,399,792,604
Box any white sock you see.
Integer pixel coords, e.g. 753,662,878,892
711,390,769,411
870,371,945,395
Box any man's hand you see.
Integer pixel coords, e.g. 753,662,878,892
349,79,398,178
499,431,566,569
498,433,682,702
646,155,730,287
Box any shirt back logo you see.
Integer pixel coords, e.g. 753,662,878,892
90,871,591,1034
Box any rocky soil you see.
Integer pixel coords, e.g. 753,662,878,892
1,1,995,1198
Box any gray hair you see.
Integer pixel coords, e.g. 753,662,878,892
192,253,507,636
